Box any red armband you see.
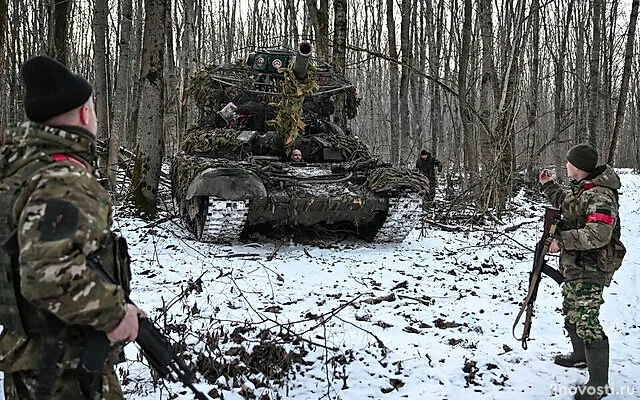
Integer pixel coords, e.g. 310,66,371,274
586,213,614,225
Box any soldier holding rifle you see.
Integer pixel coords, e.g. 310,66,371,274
538,144,625,400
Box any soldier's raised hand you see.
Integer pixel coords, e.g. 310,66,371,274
539,169,553,185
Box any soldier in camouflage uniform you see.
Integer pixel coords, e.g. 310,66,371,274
415,150,442,201
539,144,625,400
0,56,145,399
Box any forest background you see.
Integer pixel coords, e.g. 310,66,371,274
1,0,639,215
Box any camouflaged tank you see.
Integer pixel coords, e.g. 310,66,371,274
171,42,429,243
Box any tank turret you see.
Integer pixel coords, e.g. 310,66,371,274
171,43,428,243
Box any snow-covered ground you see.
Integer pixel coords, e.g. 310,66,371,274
2,170,639,399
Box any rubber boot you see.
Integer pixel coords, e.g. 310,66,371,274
554,323,587,368
574,338,610,400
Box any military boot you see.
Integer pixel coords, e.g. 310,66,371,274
574,338,610,400
554,323,587,368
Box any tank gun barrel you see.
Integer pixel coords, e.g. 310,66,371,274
293,42,313,80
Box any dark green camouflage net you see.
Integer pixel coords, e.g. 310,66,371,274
366,167,430,193
181,127,241,155
267,61,319,152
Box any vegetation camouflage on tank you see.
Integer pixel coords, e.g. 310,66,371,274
172,42,428,243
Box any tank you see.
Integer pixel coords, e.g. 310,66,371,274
171,42,429,243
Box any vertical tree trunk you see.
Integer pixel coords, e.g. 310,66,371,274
93,0,110,179
53,0,70,64
574,5,587,143
332,0,348,128
306,0,330,62
399,0,412,166
0,0,7,125
386,0,400,165
607,0,639,164
525,0,541,178
181,0,196,134
128,0,145,149
554,0,574,181
588,0,603,146
108,0,134,188
458,0,476,175
131,0,166,216
164,0,179,157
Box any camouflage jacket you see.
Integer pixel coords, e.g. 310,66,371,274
0,122,127,372
541,165,622,285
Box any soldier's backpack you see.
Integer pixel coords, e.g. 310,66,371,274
0,156,56,335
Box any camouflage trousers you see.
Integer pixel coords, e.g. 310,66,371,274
3,367,123,400
562,281,606,343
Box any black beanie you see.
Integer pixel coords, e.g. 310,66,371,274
566,144,598,172
21,56,93,122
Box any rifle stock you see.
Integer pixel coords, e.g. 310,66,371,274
81,258,208,400
512,207,563,349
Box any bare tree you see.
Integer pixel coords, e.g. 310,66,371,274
588,0,604,146
108,0,134,187
398,0,412,166
306,0,330,62
386,0,400,165
458,0,476,175
93,0,109,146
332,0,348,127
46,0,71,64
607,0,639,164
130,0,167,216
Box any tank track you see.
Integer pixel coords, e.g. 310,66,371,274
199,197,248,243
373,193,423,243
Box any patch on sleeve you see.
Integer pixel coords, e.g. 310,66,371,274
595,208,612,216
39,199,79,241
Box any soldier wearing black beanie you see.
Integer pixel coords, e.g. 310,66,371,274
566,143,598,173
21,55,93,122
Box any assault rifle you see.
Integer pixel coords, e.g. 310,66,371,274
512,207,564,350
81,257,209,400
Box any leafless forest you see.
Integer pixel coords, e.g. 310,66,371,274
1,0,638,214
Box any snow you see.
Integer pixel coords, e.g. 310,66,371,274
2,170,640,399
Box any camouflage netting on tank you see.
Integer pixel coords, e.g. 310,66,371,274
366,167,430,193
317,131,372,162
185,66,230,113
181,127,241,155
172,155,292,210
268,61,319,153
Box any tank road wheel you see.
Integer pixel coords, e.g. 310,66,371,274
191,197,209,240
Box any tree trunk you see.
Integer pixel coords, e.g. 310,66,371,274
588,0,603,146
53,0,70,64
164,0,179,157
332,0,348,128
93,0,110,178
458,0,476,176
525,0,541,179
108,0,134,188
607,0,639,165
386,0,400,165
130,0,166,216
398,0,412,166
306,0,330,62
181,0,197,136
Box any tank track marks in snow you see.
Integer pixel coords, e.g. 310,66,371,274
374,194,423,243
199,197,248,243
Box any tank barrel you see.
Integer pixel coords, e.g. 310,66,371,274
293,42,313,80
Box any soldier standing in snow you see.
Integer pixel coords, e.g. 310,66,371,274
539,144,625,400
0,56,145,399
415,149,442,201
